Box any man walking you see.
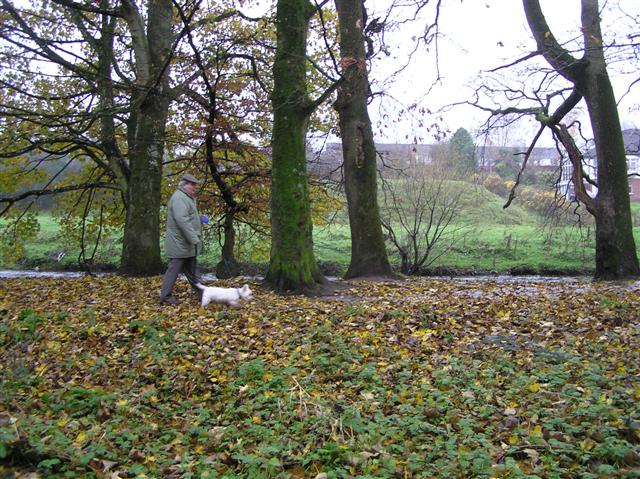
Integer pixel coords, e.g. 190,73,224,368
159,173,203,305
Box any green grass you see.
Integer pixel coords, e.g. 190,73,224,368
312,184,600,275
313,222,597,275
3,185,640,275
431,224,595,273
2,214,123,270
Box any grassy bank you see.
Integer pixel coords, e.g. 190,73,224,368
2,192,640,276
315,222,596,276
1,219,596,276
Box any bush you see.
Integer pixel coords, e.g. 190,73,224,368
519,187,557,216
483,174,509,197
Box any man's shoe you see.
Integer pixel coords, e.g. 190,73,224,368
160,296,180,305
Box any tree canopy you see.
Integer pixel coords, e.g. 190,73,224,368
449,127,477,173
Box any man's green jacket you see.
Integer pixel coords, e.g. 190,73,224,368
164,187,201,258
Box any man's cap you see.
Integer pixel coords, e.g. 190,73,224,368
181,173,200,184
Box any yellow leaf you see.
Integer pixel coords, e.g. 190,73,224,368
530,425,542,438
361,391,375,401
413,329,436,339
580,438,596,450
528,383,541,393
509,435,519,445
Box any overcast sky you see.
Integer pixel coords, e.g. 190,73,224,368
364,0,639,146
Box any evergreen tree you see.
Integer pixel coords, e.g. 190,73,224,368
449,127,477,174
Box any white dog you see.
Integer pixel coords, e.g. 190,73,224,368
196,283,253,307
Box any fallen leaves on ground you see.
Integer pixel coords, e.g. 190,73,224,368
0,275,639,478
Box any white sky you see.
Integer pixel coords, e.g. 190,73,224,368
365,0,640,146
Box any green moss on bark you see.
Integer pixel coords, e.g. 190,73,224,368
267,0,324,292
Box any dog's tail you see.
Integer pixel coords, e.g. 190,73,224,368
194,283,206,290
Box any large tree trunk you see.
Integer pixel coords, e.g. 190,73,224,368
581,0,639,279
119,0,174,276
266,0,324,292
334,0,393,279
120,90,168,275
523,0,639,280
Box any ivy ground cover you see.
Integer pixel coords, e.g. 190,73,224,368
1,276,639,478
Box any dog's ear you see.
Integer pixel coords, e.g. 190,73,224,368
241,284,249,292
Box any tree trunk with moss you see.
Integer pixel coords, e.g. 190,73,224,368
266,0,324,292
580,0,639,279
523,0,639,280
119,0,174,276
334,0,393,279
120,89,168,276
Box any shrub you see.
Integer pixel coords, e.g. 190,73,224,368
483,174,509,197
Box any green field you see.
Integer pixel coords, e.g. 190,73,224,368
2,188,640,276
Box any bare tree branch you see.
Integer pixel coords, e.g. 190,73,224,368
0,183,119,216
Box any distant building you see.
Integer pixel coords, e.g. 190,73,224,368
309,143,438,179
314,128,640,202
622,129,640,202
627,155,640,201
558,128,640,202
474,145,561,173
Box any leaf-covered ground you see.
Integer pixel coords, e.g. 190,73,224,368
1,275,639,478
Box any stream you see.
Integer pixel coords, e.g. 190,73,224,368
0,269,593,283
